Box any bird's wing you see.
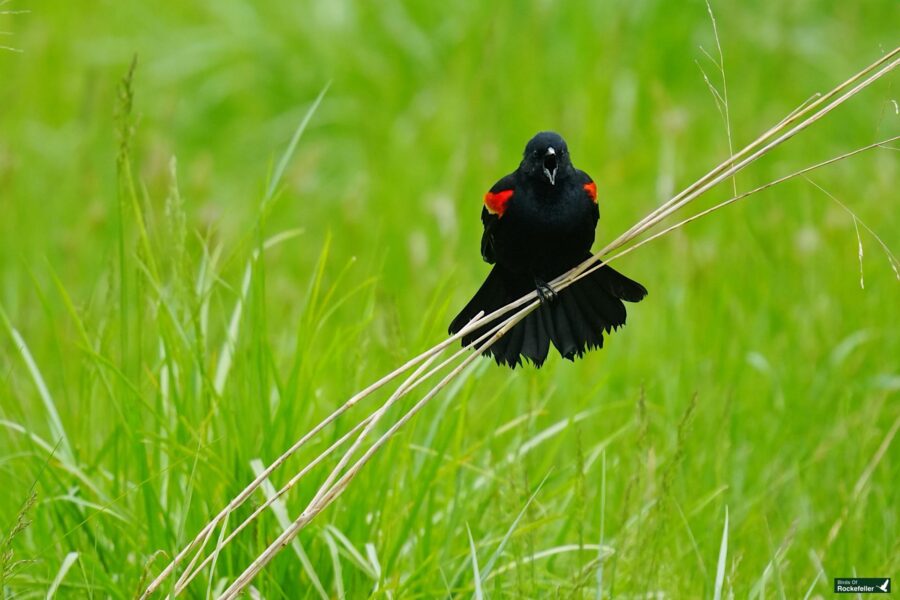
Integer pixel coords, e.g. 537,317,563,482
480,173,517,264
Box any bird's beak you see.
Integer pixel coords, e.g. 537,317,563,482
543,147,558,186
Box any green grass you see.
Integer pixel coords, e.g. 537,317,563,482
2,0,899,597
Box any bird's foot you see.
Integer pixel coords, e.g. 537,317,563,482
534,278,557,304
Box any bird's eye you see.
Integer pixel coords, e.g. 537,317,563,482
533,150,539,158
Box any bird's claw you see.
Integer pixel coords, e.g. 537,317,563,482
535,279,557,304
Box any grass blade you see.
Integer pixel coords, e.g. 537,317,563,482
213,229,304,396
802,568,823,600
0,307,72,462
45,552,78,599
264,82,331,207
467,524,484,600
248,459,329,600
490,545,614,578
713,506,728,600
479,474,549,583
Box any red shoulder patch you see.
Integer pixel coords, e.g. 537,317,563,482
583,181,597,203
484,189,514,216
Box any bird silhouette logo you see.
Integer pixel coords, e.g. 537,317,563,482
877,579,890,592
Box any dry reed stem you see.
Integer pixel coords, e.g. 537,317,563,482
217,131,899,593
218,51,899,597
253,133,899,582
143,46,899,598
176,304,529,593
428,47,900,343
172,412,375,593
574,134,900,285
576,48,900,280
170,310,523,593
218,303,531,599
142,320,483,596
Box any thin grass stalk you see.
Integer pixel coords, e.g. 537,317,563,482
172,413,376,594
170,309,521,593
574,48,900,281
606,46,899,253
144,48,898,597
224,134,897,600
426,48,900,350
574,135,900,284
141,320,482,597
169,521,217,597
303,353,444,512
218,303,529,599
180,302,529,594
222,65,900,600
450,48,900,346
171,352,442,594
259,131,896,563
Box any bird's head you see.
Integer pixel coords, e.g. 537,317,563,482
520,131,573,186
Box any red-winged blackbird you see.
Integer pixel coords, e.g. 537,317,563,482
449,131,648,368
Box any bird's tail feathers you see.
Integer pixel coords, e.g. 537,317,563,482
448,258,646,368
448,266,549,367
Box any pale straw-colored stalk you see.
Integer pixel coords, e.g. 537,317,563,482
171,303,528,593
142,47,899,598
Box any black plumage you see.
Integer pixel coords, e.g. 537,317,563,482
448,132,647,367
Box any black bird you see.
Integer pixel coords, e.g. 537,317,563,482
448,131,647,367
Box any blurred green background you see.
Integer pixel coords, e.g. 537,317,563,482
1,1,898,597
